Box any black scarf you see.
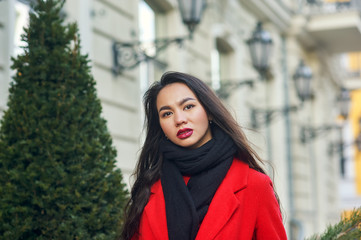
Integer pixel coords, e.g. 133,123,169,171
160,125,237,240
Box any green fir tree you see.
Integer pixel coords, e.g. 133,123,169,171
307,208,361,240
0,0,128,239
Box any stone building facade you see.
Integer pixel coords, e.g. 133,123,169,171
1,0,360,239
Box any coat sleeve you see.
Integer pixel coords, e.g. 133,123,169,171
253,176,288,240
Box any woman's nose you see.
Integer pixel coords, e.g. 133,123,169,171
174,111,187,126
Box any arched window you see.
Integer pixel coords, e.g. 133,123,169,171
211,37,235,91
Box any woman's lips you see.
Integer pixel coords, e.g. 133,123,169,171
177,128,193,139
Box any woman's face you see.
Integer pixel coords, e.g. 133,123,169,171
156,82,212,149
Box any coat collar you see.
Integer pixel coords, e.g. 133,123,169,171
196,158,248,239
145,158,249,239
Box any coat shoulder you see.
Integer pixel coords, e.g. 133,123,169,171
231,159,274,199
248,167,272,185
231,158,272,188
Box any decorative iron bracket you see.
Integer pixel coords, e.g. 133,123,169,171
112,35,191,75
251,105,298,129
215,79,254,99
300,124,340,144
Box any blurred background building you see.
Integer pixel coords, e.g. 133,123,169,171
1,0,361,239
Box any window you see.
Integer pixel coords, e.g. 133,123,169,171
14,1,30,56
139,0,156,94
211,37,234,90
346,52,361,77
211,49,221,90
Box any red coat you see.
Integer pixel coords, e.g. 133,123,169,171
133,158,287,239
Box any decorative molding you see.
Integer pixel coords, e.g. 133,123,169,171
238,0,292,32
145,0,175,13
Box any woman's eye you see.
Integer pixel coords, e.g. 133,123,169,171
162,112,172,118
184,104,195,110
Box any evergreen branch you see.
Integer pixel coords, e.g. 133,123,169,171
307,207,361,240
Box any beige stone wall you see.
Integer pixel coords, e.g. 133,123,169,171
0,0,347,238
64,0,142,187
0,0,14,120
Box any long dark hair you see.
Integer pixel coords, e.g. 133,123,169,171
120,71,270,239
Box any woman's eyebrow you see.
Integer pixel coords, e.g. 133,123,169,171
179,97,196,106
158,105,171,113
158,97,196,113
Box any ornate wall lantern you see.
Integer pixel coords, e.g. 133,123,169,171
356,118,361,151
246,22,273,78
178,0,206,36
112,0,206,74
338,88,351,119
293,60,313,102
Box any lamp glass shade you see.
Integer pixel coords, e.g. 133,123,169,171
339,89,351,119
293,60,312,102
246,22,273,74
356,133,361,151
177,0,206,34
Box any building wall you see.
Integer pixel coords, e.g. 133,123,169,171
0,0,15,120
342,90,361,207
63,0,142,188
0,0,350,239
351,90,361,193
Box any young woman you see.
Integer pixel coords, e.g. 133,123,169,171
120,71,287,240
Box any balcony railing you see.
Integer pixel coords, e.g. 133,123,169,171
339,53,361,79
299,0,361,15
327,53,361,88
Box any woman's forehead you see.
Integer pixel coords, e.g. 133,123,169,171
157,83,198,105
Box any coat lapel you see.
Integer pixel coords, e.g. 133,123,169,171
196,159,249,240
142,181,169,240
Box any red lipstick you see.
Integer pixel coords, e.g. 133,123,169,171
177,128,193,139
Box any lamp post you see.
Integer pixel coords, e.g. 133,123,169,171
293,59,316,237
293,60,313,102
246,22,275,123
332,118,361,177
246,21,274,168
251,60,314,128
300,87,352,145
112,0,206,74
250,60,314,129
246,22,273,79
214,22,273,99
336,88,351,176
